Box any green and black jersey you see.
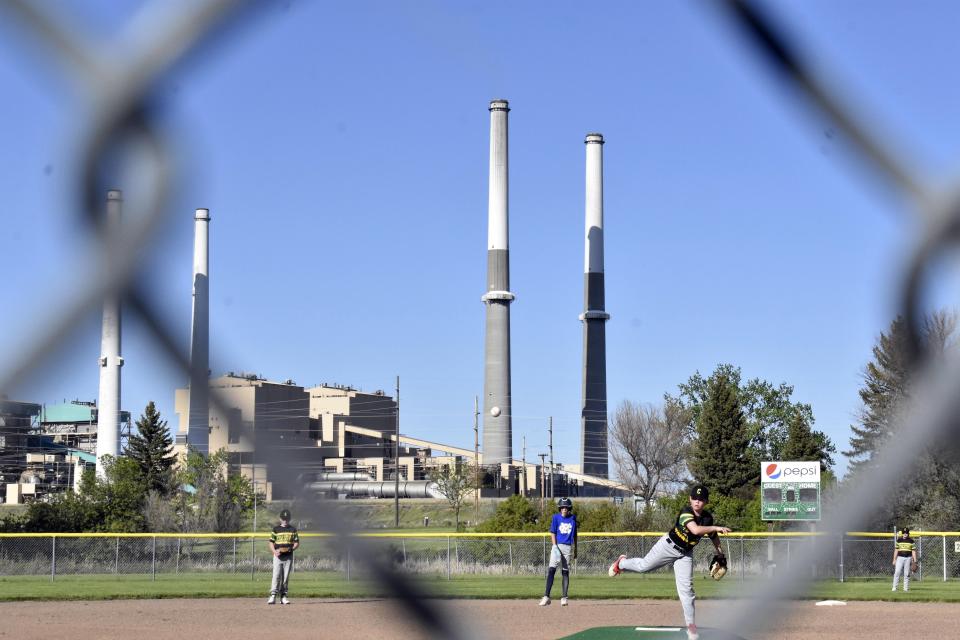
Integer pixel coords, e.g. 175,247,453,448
271,524,299,559
667,505,716,552
896,535,916,558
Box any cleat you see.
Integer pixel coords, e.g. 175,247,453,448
280,596,290,605
267,595,276,605
560,597,568,606
687,623,699,640
608,554,626,577
538,596,551,606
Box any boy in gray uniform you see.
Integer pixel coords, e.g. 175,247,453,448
608,485,731,640
267,509,299,605
891,527,917,592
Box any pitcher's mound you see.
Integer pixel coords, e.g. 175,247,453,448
559,627,745,639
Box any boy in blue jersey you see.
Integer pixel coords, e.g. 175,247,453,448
539,497,577,606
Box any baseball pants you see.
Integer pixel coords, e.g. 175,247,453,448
271,554,293,596
619,535,696,625
892,556,912,591
544,544,573,598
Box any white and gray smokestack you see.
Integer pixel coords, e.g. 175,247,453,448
187,208,210,455
580,133,610,478
96,189,124,477
481,99,514,467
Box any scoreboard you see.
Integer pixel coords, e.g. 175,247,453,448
761,461,821,521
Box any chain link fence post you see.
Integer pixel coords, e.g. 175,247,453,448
176,537,181,574
446,536,451,581
346,544,351,582
151,536,156,581
839,534,844,583
739,536,744,582
233,537,237,574
115,536,120,574
50,536,56,582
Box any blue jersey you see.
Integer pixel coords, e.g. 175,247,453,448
550,513,577,545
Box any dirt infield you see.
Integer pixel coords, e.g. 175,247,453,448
0,598,953,639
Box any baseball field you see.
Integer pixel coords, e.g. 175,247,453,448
2,575,959,639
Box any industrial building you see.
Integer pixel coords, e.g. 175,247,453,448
1,399,102,504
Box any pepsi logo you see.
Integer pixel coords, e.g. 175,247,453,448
766,463,781,479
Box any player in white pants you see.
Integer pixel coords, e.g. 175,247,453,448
891,527,917,592
608,485,731,640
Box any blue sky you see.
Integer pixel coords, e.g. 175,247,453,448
4,1,959,479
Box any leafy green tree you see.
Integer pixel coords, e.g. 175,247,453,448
125,401,175,495
173,448,254,532
475,494,540,532
18,456,146,532
429,462,477,531
687,371,754,498
670,364,834,470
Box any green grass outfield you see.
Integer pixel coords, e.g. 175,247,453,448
2,573,960,602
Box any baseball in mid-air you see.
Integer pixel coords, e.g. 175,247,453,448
490,406,501,417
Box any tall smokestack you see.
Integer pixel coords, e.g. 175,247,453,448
187,208,210,455
580,133,610,478
482,99,514,468
96,190,123,477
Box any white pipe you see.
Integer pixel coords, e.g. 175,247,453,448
308,480,444,499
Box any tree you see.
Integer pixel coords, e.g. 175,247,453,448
844,311,960,528
845,312,957,472
173,448,254,532
609,399,690,509
781,412,836,469
475,494,541,532
670,364,835,471
429,461,477,531
687,371,755,498
125,401,175,495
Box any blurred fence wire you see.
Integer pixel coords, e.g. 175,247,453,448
717,0,960,636
3,532,959,583
4,0,960,638
0,1,468,638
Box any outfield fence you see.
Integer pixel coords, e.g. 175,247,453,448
2,532,959,582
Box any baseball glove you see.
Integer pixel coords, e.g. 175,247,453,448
710,554,728,581
911,560,918,573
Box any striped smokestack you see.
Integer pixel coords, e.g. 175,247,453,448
580,133,610,478
187,208,210,454
481,99,514,467
95,190,123,477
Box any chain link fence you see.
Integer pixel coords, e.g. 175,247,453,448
3,533,959,582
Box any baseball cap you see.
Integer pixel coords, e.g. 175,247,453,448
279,509,291,520
689,485,710,501
899,527,910,536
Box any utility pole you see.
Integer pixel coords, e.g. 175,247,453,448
474,395,480,524
394,375,400,528
521,436,527,497
548,417,554,499
538,453,547,513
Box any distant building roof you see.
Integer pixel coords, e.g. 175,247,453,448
40,401,130,424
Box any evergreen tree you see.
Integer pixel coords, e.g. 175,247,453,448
781,412,835,468
688,372,754,497
844,311,960,529
844,316,911,473
670,363,831,471
125,401,175,495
